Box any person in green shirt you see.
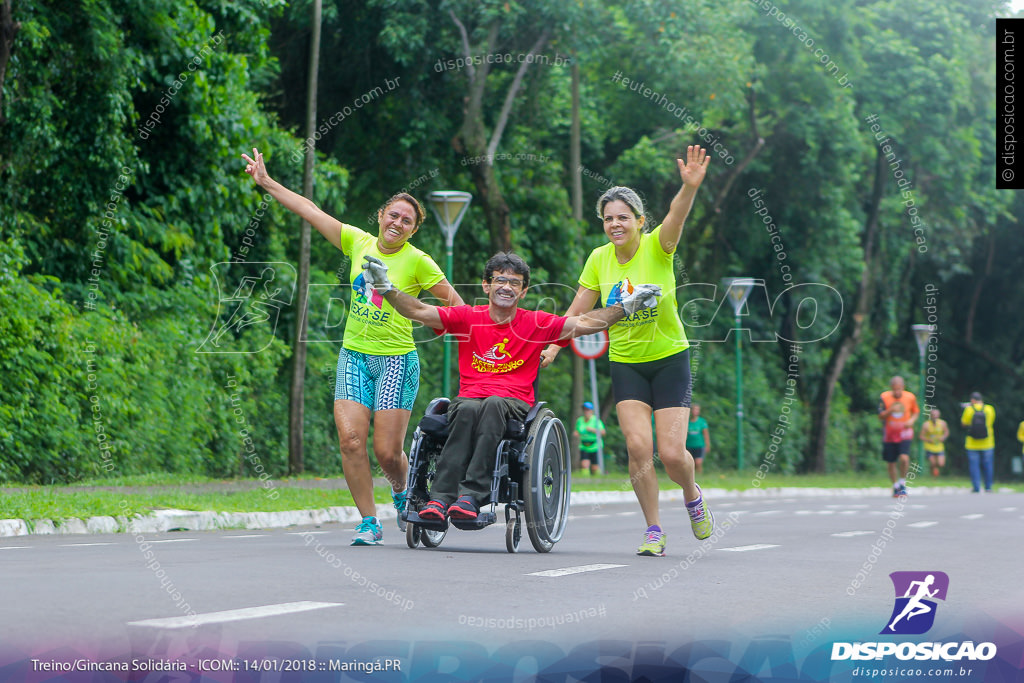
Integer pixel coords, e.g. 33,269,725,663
575,401,606,476
686,404,711,475
242,148,463,545
541,146,711,557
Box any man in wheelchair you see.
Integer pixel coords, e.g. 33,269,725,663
360,251,659,524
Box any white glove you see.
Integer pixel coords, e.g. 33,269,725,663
361,255,394,294
620,283,661,315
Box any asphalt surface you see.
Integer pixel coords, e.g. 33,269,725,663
2,488,1021,669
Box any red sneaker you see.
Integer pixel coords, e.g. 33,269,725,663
417,500,447,521
448,495,479,520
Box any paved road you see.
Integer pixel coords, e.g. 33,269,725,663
2,489,1021,673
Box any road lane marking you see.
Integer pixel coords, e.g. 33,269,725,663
149,538,198,544
831,531,874,537
753,510,781,516
615,511,638,517
223,534,267,539
907,521,938,528
960,514,984,520
287,531,330,535
718,544,779,552
59,542,115,547
1000,507,1017,512
127,601,342,629
528,564,627,577
0,546,28,550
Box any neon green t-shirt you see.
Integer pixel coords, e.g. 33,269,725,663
579,225,689,363
338,224,444,355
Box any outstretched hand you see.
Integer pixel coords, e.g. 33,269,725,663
677,145,709,188
240,147,270,186
361,255,395,294
620,283,661,316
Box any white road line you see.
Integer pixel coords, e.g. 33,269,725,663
960,514,984,520
754,510,781,516
0,546,28,550
907,521,938,528
615,511,638,517
718,544,780,552
794,510,813,515
1000,507,1017,512
223,534,267,539
831,531,875,537
127,601,342,629
149,538,198,544
288,531,330,535
59,542,115,547
587,514,610,519
840,510,858,515
528,563,627,577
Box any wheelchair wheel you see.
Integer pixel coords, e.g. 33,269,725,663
523,408,571,553
421,526,446,548
406,522,421,549
505,507,521,553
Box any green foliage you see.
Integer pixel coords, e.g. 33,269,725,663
0,0,1011,488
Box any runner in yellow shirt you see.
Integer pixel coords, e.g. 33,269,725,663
242,148,463,545
919,408,949,477
541,146,710,557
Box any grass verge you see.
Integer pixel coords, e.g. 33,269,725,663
1,470,1019,522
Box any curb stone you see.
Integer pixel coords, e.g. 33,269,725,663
0,485,988,537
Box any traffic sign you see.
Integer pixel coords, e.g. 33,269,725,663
571,330,609,360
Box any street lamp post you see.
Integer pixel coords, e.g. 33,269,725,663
721,278,758,471
912,324,936,471
427,191,472,399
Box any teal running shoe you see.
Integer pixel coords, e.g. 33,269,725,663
351,516,383,546
392,489,409,531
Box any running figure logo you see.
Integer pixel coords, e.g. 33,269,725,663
198,262,295,354
880,571,949,635
480,338,510,362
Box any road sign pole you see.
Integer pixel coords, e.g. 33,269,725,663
588,357,604,474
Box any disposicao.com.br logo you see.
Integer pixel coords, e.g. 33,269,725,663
832,571,997,662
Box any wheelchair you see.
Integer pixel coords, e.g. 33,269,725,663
401,396,571,553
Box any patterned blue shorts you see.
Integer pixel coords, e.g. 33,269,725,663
334,347,420,411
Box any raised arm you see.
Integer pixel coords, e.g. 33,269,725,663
362,256,443,329
241,147,345,250
659,145,710,254
383,289,443,330
539,285,601,367
558,285,661,340
427,279,465,307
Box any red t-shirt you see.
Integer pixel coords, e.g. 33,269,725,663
878,390,919,443
436,305,568,404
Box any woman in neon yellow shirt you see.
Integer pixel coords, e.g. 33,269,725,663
542,146,710,557
242,148,462,545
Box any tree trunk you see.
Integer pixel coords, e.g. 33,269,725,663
288,0,321,475
965,229,995,345
0,0,21,129
806,148,886,472
449,14,549,253
569,58,584,471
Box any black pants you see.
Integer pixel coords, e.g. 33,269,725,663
432,395,530,505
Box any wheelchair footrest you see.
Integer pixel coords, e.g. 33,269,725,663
449,511,497,531
405,512,448,532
